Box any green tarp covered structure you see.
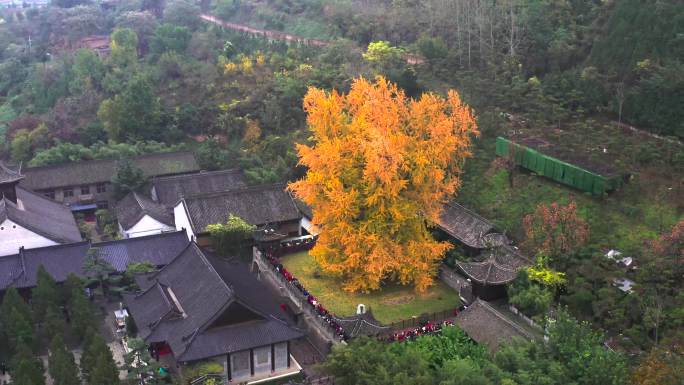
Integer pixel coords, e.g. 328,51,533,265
495,137,624,195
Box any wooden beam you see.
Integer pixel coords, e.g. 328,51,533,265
271,344,275,372
250,348,255,376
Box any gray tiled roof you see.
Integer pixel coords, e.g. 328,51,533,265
152,169,247,205
20,151,200,190
94,230,190,271
179,184,302,234
0,231,190,290
436,202,496,249
292,198,312,219
0,162,24,184
0,187,82,244
457,244,532,285
0,242,91,290
124,244,302,362
455,299,533,351
116,192,174,230
0,253,23,289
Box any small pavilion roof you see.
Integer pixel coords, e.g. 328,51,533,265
333,310,389,338
457,244,531,285
436,202,496,249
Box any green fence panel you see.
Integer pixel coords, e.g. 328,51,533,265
593,177,606,195
496,137,508,157
562,164,575,185
535,154,548,175
581,171,595,192
553,161,565,181
523,149,532,170
494,137,621,194
543,156,555,179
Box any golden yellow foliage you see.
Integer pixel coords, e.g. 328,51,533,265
240,56,253,74
288,77,478,293
224,62,238,75
243,119,262,145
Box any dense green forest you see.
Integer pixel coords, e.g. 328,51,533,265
0,0,682,382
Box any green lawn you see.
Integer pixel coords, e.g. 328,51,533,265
281,252,460,324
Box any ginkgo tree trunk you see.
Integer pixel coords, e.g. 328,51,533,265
288,77,478,293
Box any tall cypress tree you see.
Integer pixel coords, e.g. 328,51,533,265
69,288,95,342
48,334,80,385
61,274,84,307
10,343,45,385
81,331,120,385
90,349,121,385
7,308,34,354
44,306,68,341
0,287,31,327
32,266,60,324
0,287,32,357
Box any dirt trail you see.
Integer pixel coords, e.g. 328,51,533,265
200,14,328,47
200,14,426,65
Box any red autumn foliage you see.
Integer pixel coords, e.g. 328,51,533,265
523,201,589,257
7,115,42,139
651,219,684,261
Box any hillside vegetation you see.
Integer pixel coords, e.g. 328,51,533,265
0,0,682,378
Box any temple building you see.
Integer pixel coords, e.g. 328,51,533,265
150,169,247,206
19,151,200,211
173,184,303,245
0,230,190,293
0,162,81,256
116,192,175,238
123,242,304,384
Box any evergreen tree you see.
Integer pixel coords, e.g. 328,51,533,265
44,306,67,340
10,343,44,385
124,338,165,384
0,287,33,355
32,265,61,324
110,159,147,200
79,331,97,383
82,248,117,297
6,308,34,354
48,335,80,385
90,349,121,385
81,331,119,385
61,274,84,307
98,76,162,142
1,287,32,325
70,288,95,342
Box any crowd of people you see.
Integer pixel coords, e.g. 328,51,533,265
262,239,461,344
262,243,349,341
385,320,456,342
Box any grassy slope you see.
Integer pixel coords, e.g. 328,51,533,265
281,251,460,324
458,117,683,256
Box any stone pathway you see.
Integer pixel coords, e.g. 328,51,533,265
100,301,131,380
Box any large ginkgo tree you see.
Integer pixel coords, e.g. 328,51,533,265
289,77,478,292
